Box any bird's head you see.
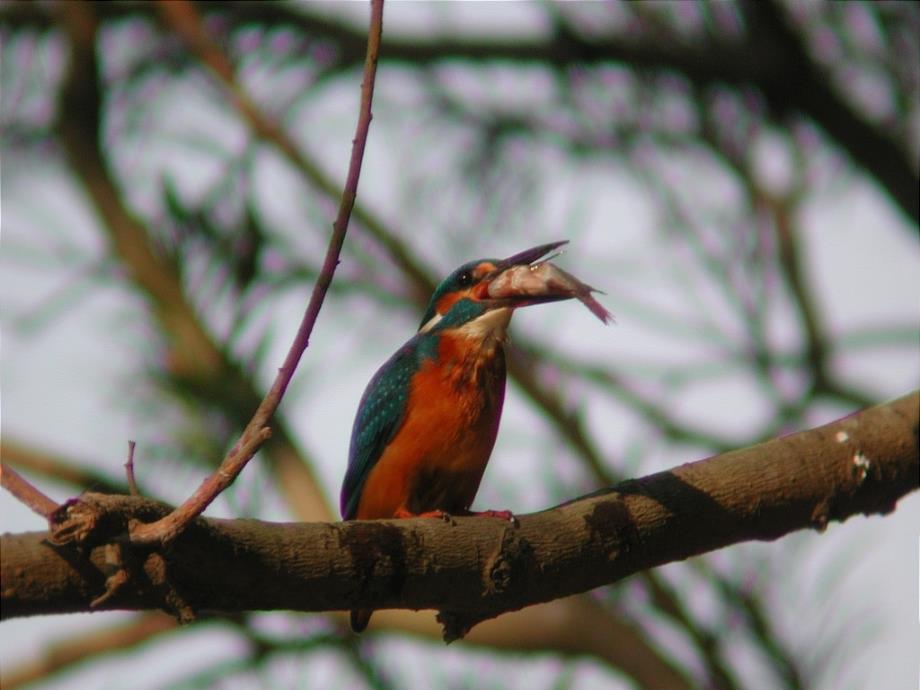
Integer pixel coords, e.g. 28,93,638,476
418,241,573,338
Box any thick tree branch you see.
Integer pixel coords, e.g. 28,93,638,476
0,449,697,690
4,392,917,642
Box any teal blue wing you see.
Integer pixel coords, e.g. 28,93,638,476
340,339,421,519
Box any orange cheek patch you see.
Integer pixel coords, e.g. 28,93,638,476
436,291,464,314
471,263,497,299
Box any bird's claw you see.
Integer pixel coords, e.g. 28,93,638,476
398,508,517,527
470,509,518,527
397,508,456,525
434,510,457,526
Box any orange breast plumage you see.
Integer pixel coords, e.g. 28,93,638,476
351,331,507,519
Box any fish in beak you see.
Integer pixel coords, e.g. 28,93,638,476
482,241,613,324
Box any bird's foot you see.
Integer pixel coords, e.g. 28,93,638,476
468,509,518,526
394,507,456,525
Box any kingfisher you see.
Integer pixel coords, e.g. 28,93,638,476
341,241,611,632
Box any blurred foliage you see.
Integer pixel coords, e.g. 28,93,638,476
1,2,917,690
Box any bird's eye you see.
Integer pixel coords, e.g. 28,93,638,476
458,271,473,287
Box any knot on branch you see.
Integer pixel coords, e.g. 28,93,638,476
45,494,195,621
437,609,477,645
48,493,173,547
438,524,536,643
142,549,197,624
338,521,410,606
49,497,103,546
483,525,533,595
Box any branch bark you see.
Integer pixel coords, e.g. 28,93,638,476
0,441,698,690
4,392,917,642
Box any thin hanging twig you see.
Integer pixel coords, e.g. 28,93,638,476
128,0,386,544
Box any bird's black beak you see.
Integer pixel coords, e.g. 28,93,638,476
491,240,569,275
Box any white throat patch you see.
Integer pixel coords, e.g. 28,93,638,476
456,307,512,343
418,312,442,334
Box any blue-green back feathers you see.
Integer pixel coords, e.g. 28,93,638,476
341,330,443,519
341,342,415,518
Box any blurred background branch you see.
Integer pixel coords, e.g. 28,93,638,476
1,1,917,689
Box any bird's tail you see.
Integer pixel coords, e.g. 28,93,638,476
350,609,372,633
